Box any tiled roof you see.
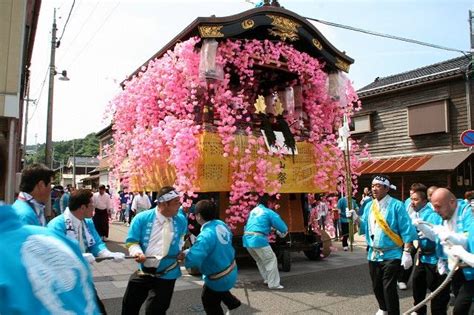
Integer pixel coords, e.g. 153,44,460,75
67,156,99,167
357,54,471,97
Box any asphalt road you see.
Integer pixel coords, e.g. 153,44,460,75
102,263,424,315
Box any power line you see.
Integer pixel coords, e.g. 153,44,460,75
58,0,76,44
57,1,101,63
28,68,49,122
65,0,121,69
304,16,469,55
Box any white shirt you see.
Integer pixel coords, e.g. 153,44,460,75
65,210,86,253
369,194,391,238
131,194,152,212
130,209,175,268
93,192,111,210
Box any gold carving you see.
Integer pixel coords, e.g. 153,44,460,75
199,25,224,38
242,19,255,30
254,95,266,114
267,14,300,41
335,57,350,72
312,38,322,50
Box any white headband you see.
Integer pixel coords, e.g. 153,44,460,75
157,190,180,203
372,176,397,190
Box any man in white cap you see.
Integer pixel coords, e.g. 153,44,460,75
122,186,187,315
348,174,418,315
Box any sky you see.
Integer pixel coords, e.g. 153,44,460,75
27,0,473,145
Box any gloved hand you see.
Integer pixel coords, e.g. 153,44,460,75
437,258,448,275
414,221,437,241
401,251,413,270
444,245,474,267
83,253,95,264
437,230,467,247
345,208,358,220
276,230,288,238
110,252,126,262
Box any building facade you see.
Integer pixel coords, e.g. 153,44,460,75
355,55,473,200
0,0,41,202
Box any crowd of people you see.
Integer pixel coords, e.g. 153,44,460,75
1,163,473,314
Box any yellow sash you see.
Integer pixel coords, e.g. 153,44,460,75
372,201,403,247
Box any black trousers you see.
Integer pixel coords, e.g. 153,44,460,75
369,259,401,315
341,222,349,247
452,271,474,315
128,210,136,225
93,209,109,237
201,285,241,315
412,262,450,315
121,271,176,315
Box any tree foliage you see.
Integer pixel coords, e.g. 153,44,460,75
25,133,99,168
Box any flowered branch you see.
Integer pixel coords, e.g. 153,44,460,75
107,36,366,229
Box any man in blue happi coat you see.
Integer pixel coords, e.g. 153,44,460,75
0,204,100,315
122,186,188,315
12,163,54,226
408,185,450,314
243,193,288,290
443,223,474,314
349,174,418,315
48,188,125,314
415,187,473,315
184,199,241,314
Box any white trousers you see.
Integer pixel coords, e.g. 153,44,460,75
247,246,280,288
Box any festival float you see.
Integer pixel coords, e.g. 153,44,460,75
108,1,367,271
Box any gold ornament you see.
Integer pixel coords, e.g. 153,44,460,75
275,95,284,115
254,95,266,114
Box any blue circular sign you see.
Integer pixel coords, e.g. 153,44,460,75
460,129,474,146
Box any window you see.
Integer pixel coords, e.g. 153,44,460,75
408,100,449,136
351,114,372,134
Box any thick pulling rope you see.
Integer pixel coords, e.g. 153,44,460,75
402,221,461,315
402,257,459,315
95,255,162,262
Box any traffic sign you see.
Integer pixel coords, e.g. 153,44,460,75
460,129,474,146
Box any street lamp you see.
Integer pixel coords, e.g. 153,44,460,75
45,8,69,168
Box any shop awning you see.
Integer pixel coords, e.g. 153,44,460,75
357,151,472,174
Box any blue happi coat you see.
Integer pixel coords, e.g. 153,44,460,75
125,208,187,279
0,205,99,315
185,220,237,291
337,197,359,223
12,199,42,226
47,214,107,256
411,203,442,265
243,204,288,248
437,199,473,280
360,195,418,261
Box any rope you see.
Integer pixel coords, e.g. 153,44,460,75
402,220,460,315
402,258,459,315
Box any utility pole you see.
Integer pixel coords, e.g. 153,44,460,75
72,139,76,188
45,8,57,168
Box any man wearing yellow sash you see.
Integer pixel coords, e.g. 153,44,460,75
348,175,418,315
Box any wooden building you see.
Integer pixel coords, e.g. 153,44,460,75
355,55,473,200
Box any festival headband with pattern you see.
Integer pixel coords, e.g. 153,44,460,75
157,190,180,203
372,176,397,190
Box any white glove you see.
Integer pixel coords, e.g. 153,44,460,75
276,230,288,238
345,208,358,220
110,252,126,262
437,258,448,275
82,253,95,264
414,221,437,241
401,251,413,270
444,245,474,267
437,230,467,247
